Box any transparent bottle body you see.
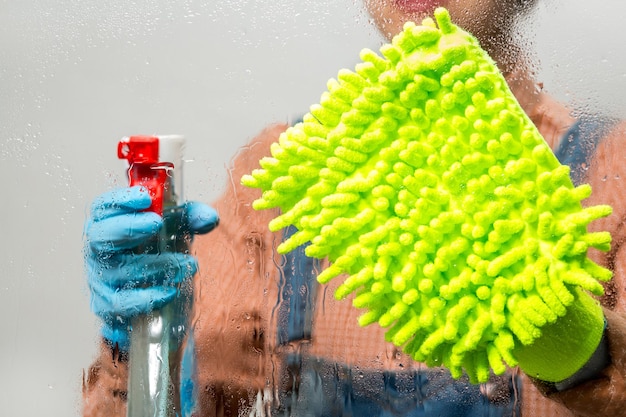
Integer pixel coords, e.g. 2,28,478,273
127,203,191,417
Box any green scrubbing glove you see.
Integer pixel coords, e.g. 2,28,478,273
241,7,613,384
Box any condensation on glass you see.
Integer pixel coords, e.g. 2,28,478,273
3,1,626,416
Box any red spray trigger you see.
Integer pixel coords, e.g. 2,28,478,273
118,135,172,214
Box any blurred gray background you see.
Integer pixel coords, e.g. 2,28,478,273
1,0,625,415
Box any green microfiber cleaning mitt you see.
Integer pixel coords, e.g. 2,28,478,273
241,7,613,384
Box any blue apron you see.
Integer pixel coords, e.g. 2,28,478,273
179,115,613,416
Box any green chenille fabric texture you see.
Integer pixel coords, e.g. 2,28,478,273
241,8,613,383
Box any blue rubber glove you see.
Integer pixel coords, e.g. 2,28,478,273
84,185,219,350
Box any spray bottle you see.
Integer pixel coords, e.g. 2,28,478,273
118,135,190,417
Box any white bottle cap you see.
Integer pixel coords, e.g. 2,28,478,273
158,135,185,205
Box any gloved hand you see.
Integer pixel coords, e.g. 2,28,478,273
514,287,610,389
84,185,219,350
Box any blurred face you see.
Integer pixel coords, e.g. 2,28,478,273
364,0,535,43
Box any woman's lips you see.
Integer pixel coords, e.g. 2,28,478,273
394,0,443,15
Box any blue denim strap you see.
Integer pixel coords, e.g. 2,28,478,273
180,333,198,416
277,225,321,345
554,115,616,185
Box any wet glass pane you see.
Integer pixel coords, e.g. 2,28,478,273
2,1,626,416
